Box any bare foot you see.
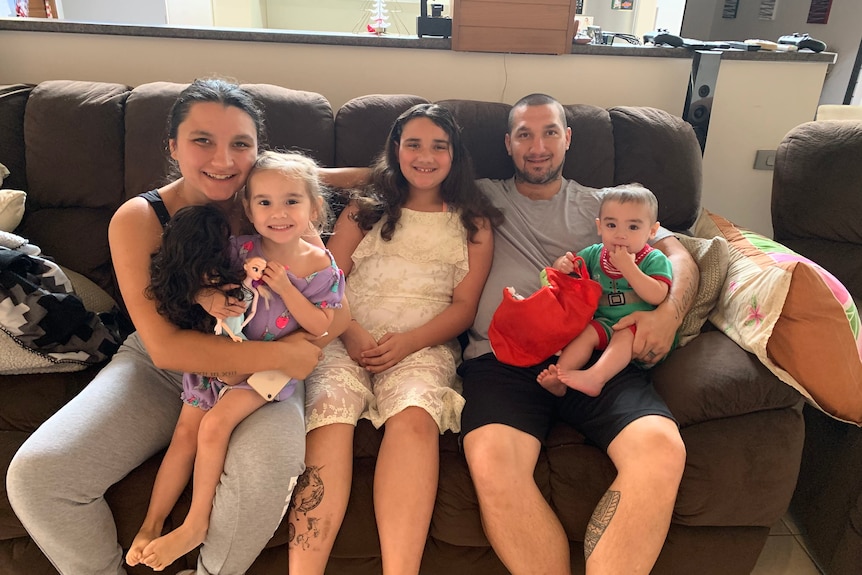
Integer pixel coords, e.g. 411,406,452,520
141,523,207,571
557,368,605,397
126,523,163,566
536,365,567,397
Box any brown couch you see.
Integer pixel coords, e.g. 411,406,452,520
773,118,862,575
0,80,805,575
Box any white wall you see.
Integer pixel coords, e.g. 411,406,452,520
0,30,691,112
702,59,828,235
213,0,266,28
654,0,686,35
167,0,213,27
682,0,862,105
0,29,829,236
59,0,167,24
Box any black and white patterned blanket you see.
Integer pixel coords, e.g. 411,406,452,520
0,247,121,366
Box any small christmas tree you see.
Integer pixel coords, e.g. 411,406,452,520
369,0,390,35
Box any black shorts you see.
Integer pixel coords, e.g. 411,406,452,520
458,353,676,451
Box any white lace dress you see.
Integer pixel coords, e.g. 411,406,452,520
305,208,469,433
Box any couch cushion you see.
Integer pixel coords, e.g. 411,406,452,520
562,104,616,188
772,120,862,248
18,81,129,293
24,80,130,211
17,207,115,294
438,99,512,180
334,94,430,168
653,330,802,427
675,234,729,347
124,82,185,200
696,209,862,424
0,84,33,193
609,106,702,231
0,189,25,232
244,83,335,167
772,119,862,300
124,82,337,199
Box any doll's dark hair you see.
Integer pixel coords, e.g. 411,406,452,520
351,103,502,242
147,204,247,333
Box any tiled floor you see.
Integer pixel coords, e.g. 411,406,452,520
751,512,823,575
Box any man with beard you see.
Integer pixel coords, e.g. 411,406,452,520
458,93,697,574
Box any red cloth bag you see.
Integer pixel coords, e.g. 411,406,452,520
488,257,602,367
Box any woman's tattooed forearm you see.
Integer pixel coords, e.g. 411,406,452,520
198,371,237,379
584,490,620,561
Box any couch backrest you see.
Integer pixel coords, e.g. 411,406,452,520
333,95,702,232
772,119,862,299
0,80,702,304
1,80,335,298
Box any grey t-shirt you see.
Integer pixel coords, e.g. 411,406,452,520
464,177,672,360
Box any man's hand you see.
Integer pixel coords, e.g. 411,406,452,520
613,304,677,364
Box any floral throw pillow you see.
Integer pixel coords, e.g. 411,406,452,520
694,209,862,425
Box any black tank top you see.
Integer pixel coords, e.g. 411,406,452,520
138,190,170,229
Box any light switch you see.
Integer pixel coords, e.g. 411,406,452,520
754,149,776,170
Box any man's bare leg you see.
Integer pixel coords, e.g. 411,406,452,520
464,424,571,575
288,423,355,575
583,415,685,575
375,407,439,575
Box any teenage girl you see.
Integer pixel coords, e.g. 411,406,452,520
288,104,502,575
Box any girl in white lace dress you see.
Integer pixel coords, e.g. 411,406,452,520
288,104,502,574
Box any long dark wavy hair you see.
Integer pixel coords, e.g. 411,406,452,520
147,204,247,333
351,103,503,242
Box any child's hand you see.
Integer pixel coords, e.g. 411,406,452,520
608,245,636,273
342,323,378,365
196,286,245,320
552,252,576,273
361,332,417,374
261,260,292,295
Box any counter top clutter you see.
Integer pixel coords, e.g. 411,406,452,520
0,17,839,63
1,79,857,575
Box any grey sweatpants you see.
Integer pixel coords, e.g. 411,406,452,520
6,332,306,575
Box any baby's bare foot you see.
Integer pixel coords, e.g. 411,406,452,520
557,368,605,397
141,523,207,571
537,365,567,397
126,523,162,566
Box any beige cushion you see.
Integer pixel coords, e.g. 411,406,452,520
816,105,862,121
675,234,729,347
60,266,118,314
0,189,25,232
